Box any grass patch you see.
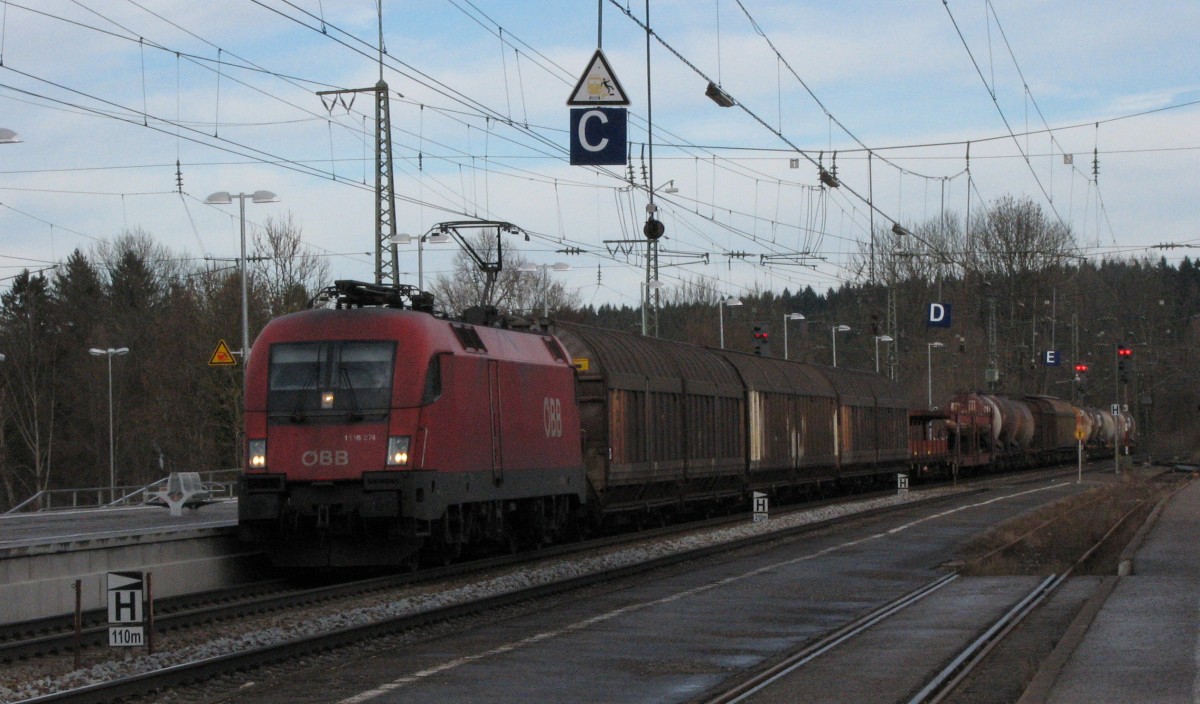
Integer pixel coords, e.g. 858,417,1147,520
959,470,1176,577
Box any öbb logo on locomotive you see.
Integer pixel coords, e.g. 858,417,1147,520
301,450,350,467
543,396,563,438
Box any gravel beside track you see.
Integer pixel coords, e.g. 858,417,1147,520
1,486,977,703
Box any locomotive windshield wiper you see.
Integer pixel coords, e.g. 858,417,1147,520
290,365,320,423
338,367,364,422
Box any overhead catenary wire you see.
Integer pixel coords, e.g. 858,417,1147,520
0,1,1187,300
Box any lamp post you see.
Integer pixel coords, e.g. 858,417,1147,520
639,279,665,335
783,313,805,360
89,347,130,503
831,325,851,367
205,190,280,361
927,341,945,408
719,296,742,348
874,335,894,373
0,128,21,144
518,262,572,318
389,228,451,291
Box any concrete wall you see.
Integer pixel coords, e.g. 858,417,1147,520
0,528,261,624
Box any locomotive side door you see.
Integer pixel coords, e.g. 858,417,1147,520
488,359,504,485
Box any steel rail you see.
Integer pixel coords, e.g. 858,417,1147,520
911,493,1162,703
704,572,960,704
909,574,1062,704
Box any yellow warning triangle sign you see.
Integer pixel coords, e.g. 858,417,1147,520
208,339,238,367
567,49,630,106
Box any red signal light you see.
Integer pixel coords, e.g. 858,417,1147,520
1118,347,1133,357
1074,363,1089,373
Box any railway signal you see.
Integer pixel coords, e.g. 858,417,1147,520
753,325,771,356
1117,345,1133,383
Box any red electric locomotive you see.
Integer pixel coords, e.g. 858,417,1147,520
239,281,586,567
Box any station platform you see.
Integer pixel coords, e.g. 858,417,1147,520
0,501,237,553
0,501,252,624
1021,476,1200,703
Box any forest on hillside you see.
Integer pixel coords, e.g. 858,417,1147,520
2,197,1196,509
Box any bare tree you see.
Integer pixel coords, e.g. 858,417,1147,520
963,196,1078,284
849,213,965,287
429,232,579,317
251,213,330,317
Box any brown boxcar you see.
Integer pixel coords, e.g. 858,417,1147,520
715,352,840,487
553,323,747,512
1025,395,1078,460
554,322,909,513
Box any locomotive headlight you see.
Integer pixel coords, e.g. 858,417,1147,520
386,436,411,466
247,439,267,469
321,391,335,409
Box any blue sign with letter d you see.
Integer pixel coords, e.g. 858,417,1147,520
927,302,952,327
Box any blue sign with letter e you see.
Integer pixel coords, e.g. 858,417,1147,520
1043,350,1061,366
570,108,627,165
927,302,951,327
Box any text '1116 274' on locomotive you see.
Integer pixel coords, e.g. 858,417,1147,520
237,280,1131,568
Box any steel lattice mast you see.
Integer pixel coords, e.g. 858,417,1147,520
372,79,399,285
316,2,400,286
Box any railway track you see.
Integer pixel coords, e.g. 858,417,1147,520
3,513,738,664
5,463,1049,663
5,461,1143,703
697,469,1181,704
9,481,999,704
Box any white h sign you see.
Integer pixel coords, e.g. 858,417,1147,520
107,571,144,647
752,491,769,522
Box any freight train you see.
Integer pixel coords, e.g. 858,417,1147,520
237,280,1132,567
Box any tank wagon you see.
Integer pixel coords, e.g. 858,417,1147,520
941,391,1134,471
238,281,912,567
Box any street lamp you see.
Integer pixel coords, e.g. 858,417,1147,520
874,335,894,373
831,325,851,367
0,128,21,144
639,280,665,335
205,190,280,362
927,341,945,408
653,179,679,195
89,347,130,503
389,228,451,291
783,313,805,360
719,296,742,348
518,262,572,318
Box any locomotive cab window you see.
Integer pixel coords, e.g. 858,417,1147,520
268,341,396,420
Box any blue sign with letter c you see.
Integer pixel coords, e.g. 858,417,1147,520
570,108,627,165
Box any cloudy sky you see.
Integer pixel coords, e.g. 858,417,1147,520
1,1,1197,308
